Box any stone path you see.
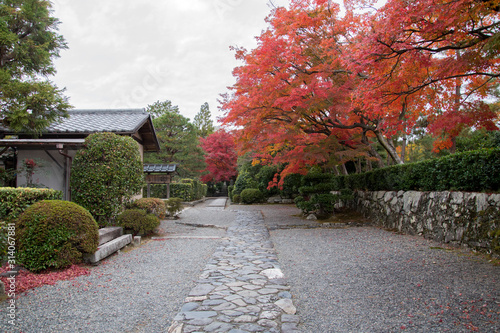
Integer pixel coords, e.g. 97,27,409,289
207,198,227,209
168,210,300,333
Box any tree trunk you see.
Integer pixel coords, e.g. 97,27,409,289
401,135,406,162
374,130,404,164
355,158,362,173
365,158,372,172
341,163,348,175
369,145,385,168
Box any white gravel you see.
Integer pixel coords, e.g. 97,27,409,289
0,203,234,333
271,226,500,333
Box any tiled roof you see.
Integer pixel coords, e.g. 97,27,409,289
143,164,177,173
45,109,149,134
0,108,160,152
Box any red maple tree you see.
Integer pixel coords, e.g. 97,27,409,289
199,130,238,183
347,0,499,152
221,0,499,184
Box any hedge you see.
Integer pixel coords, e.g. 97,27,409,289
333,148,500,192
0,187,62,221
145,179,207,201
116,209,160,236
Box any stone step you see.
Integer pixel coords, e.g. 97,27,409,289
98,227,123,246
86,234,132,264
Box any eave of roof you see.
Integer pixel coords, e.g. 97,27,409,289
0,109,160,152
143,164,177,173
0,138,85,147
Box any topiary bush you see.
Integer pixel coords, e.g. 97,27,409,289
71,132,145,226
116,209,160,236
164,197,183,217
128,198,166,219
16,200,99,272
240,188,264,204
295,170,337,219
280,173,303,199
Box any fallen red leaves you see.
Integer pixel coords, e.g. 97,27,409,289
0,264,91,297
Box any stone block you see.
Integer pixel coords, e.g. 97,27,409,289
86,234,132,264
98,227,123,246
133,236,141,246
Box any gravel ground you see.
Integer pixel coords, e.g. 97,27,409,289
1,202,498,333
0,201,234,333
223,203,500,332
271,225,500,333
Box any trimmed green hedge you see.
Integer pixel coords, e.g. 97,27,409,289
0,187,62,221
116,209,160,236
334,148,500,192
128,198,166,219
146,179,207,201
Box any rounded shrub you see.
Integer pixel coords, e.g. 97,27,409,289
240,188,264,204
16,200,99,272
128,198,166,219
71,132,145,226
232,194,241,203
116,209,160,236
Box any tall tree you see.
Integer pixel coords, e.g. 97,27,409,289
199,130,237,183
0,0,71,133
347,0,499,152
144,100,205,178
146,100,179,118
193,102,214,138
221,0,385,185
221,0,499,185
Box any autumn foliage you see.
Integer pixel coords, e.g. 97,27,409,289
199,130,238,183
221,0,499,185
0,264,90,296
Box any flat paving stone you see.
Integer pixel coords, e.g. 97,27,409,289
168,210,299,332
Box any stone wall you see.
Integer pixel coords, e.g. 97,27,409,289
350,190,500,255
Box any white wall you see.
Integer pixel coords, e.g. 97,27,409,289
16,148,77,192
17,141,145,200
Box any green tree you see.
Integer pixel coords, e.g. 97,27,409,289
71,132,144,226
193,102,214,138
146,100,179,118
0,0,71,133
144,101,205,178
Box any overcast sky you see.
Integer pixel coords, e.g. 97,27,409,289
51,0,289,123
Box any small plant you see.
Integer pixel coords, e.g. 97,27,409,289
295,193,335,219
232,194,241,204
16,200,99,272
240,188,264,204
164,197,183,217
128,198,166,219
116,209,160,235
